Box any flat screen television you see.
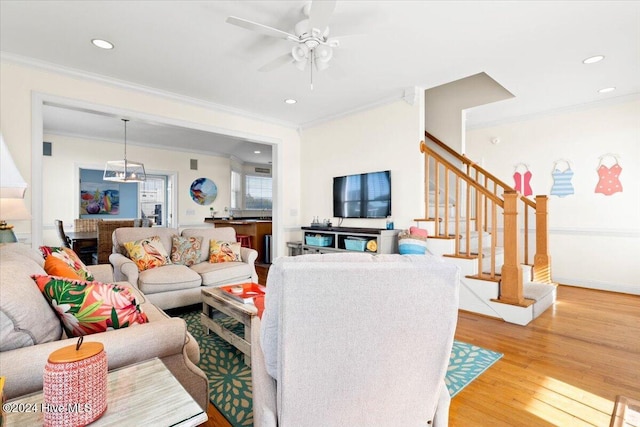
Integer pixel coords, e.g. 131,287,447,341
333,170,391,218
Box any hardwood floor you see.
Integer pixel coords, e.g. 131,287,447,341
200,285,640,426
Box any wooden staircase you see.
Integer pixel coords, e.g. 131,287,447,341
417,132,557,325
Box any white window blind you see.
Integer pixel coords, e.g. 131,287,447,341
245,175,272,210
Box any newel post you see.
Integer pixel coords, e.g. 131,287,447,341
532,195,552,283
500,191,524,305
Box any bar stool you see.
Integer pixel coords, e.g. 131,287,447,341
237,234,252,249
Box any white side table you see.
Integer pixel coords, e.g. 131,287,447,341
3,358,207,426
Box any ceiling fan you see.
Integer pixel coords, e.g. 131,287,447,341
226,0,341,88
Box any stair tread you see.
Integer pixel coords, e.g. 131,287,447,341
523,282,557,300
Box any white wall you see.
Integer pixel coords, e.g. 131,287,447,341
40,133,233,245
0,60,301,258
300,99,424,232
466,97,640,293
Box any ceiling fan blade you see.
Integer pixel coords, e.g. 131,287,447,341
258,52,294,72
226,16,298,42
308,0,336,31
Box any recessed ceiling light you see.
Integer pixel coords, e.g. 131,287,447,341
598,87,616,93
91,39,114,50
254,150,261,154
284,99,297,104
583,55,604,64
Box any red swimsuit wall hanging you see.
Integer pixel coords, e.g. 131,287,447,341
513,163,533,196
595,154,623,196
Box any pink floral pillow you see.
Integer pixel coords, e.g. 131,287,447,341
32,275,148,337
40,246,94,281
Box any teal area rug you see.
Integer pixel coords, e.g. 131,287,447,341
176,309,502,427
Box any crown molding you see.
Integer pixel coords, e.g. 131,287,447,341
299,93,406,130
1,52,298,130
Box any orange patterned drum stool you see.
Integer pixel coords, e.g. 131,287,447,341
43,338,107,427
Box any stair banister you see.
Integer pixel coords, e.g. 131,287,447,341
420,134,551,308
533,195,552,283
500,191,526,305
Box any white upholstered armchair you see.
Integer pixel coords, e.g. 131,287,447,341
251,253,460,427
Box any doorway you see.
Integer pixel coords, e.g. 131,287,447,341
140,174,170,227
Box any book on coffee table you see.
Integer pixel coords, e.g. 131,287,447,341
219,282,265,304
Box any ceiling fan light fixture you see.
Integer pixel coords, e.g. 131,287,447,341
284,98,297,104
292,45,308,62
295,59,308,71
316,45,333,62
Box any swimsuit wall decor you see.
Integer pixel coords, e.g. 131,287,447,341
550,159,575,198
595,154,623,196
513,163,533,196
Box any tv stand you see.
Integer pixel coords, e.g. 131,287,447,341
301,226,400,254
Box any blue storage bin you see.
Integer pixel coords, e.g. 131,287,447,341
305,235,333,247
345,239,366,251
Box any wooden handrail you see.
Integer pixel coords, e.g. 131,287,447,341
420,141,503,206
425,132,536,209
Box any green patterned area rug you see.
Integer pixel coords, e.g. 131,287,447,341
175,309,502,427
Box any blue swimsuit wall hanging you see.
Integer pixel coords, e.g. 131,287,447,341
550,159,574,197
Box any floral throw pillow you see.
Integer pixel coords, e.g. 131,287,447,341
40,246,94,281
209,240,242,263
32,275,148,337
171,235,202,267
123,236,171,271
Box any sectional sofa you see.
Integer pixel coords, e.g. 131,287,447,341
0,243,208,410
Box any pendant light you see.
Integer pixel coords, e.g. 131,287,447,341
103,119,146,183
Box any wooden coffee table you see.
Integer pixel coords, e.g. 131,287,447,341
201,287,259,366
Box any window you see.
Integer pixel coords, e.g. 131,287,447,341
245,175,272,210
230,170,242,209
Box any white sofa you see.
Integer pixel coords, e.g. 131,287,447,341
110,226,258,310
0,243,208,410
252,253,460,427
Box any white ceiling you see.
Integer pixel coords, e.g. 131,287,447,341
2,1,639,159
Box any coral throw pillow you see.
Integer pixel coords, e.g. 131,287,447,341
40,246,94,281
171,235,202,266
409,226,429,238
32,275,148,337
209,240,242,263
123,236,170,271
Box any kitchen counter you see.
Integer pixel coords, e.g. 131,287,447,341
205,218,272,263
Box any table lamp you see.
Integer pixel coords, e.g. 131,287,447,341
0,132,30,243
0,198,31,243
